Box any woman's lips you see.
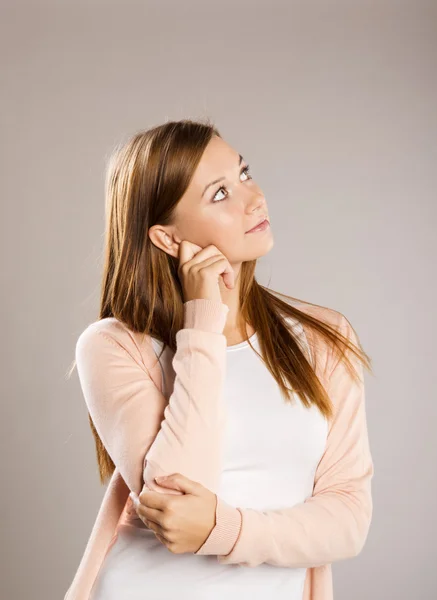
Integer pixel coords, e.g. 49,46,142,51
245,218,270,233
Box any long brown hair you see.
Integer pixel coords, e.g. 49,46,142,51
67,118,372,485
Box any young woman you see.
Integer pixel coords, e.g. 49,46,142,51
65,118,374,600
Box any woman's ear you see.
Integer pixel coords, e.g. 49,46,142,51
148,225,179,258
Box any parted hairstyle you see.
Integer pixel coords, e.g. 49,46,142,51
67,117,372,484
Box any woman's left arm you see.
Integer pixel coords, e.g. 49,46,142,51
195,315,374,568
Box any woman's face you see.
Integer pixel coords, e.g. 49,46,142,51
150,134,273,264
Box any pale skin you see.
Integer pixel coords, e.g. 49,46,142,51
129,134,274,554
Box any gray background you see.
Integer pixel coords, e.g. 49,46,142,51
1,1,436,598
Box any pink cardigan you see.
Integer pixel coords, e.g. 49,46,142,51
64,298,374,600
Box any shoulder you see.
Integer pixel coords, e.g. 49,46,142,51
290,300,356,347
283,300,358,376
75,317,158,370
290,300,346,331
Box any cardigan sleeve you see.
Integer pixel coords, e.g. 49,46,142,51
75,299,229,498
194,314,374,566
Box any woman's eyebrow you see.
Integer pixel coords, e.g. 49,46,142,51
202,154,244,198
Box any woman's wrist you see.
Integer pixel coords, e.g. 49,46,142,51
194,495,242,556
183,298,229,333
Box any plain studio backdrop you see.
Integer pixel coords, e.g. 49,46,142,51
1,1,436,598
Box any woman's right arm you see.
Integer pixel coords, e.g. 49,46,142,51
74,297,229,497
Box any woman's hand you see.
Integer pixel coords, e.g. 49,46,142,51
178,241,235,303
129,473,217,554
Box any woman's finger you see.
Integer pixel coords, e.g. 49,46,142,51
144,518,170,544
137,505,162,527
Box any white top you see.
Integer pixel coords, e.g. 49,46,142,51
90,318,329,600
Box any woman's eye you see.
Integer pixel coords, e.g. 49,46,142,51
212,164,252,203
